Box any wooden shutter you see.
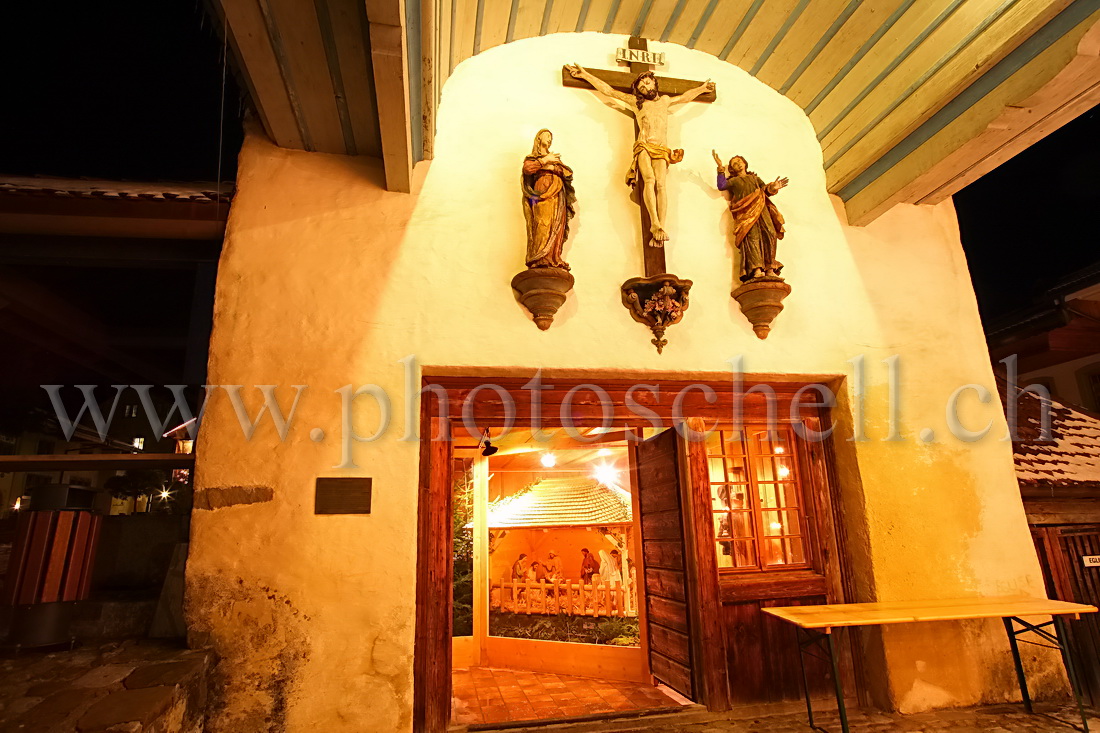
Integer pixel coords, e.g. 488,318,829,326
635,422,729,710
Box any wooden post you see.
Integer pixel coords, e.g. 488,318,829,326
413,416,453,732
472,457,489,665
525,579,532,614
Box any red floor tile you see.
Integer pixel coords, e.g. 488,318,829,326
451,666,682,726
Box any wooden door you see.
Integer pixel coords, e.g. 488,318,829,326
635,422,730,710
1031,525,1100,705
709,423,850,704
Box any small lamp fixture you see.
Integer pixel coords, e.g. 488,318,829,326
540,452,556,468
479,429,498,457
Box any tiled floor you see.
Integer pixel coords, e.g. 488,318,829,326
451,666,684,726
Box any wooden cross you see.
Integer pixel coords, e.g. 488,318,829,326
561,36,715,278
561,37,714,353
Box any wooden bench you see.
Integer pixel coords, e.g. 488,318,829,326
763,596,1098,733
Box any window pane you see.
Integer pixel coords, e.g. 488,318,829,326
758,482,779,508
775,482,798,508
762,538,785,566
726,456,748,483
707,456,726,483
716,541,735,568
787,537,806,564
712,484,731,510
775,457,793,481
734,540,757,568
728,485,750,510
714,513,731,538
762,510,783,536
731,511,754,539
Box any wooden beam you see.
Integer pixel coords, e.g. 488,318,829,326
561,67,717,102
0,454,196,472
369,4,414,192
212,0,305,150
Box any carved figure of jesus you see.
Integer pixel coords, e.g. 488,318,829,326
566,64,714,246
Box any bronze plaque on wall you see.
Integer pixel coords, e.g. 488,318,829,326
315,477,372,514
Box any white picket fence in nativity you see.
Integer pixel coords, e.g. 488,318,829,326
490,577,637,617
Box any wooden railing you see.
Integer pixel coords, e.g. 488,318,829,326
490,577,636,617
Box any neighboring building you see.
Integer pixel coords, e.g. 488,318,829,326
988,262,1100,411
1001,382,1100,703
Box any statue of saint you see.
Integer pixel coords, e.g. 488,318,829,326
522,129,576,270
713,151,789,281
566,64,713,246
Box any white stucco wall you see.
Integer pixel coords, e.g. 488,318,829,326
187,33,1051,732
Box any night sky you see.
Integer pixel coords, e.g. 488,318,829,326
0,1,1096,347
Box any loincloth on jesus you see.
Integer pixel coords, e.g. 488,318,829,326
625,141,684,188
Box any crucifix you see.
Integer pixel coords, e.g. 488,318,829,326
562,37,716,353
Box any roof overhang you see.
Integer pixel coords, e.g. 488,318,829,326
210,0,1100,222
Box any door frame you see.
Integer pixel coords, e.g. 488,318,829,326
413,373,854,731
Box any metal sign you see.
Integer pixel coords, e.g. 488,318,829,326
616,47,666,67
1083,555,1100,568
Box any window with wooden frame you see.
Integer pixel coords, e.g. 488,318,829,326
706,425,810,572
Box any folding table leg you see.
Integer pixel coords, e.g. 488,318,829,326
796,627,816,729
1003,617,1033,713
825,630,850,733
1053,616,1090,733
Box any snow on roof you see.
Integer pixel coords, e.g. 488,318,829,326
487,476,632,528
1010,387,1100,487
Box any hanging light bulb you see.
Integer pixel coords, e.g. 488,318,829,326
540,452,556,467
777,465,791,479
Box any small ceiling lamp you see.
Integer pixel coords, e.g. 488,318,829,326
593,463,618,485
540,452,556,467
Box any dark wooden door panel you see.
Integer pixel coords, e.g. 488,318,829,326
723,596,833,703
637,428,694,700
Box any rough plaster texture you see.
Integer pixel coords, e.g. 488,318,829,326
187,33,1054,732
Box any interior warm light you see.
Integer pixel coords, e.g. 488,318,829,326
774,445,785,454
540,453,556,467
593,463,619,485
597,448,612,457
770,521,783,531
777,466,791,478
12,498,21,511
159,490,171,500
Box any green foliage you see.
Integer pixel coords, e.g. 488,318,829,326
489,613,640,646
452,467,474,637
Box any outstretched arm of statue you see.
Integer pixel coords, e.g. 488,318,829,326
565,63,633,113
670,79,715,108
766,176,789,195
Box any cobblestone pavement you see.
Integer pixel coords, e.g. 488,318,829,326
0,639,211,732
652,704,1099,732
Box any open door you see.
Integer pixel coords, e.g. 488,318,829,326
635,421,730,711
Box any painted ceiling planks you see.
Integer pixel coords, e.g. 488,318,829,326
545,0,586,35
807,0,961,134
325,0,383,158
783,0,914,109
726,0,802,69
842,7,1100,224
691,2,754,60
609,0,649,36
664,0,714,46
752,0,854,91
214,0,304,150
264,0,347,154
478,0,514,53
822,0,1072,192
215,0,1100,224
